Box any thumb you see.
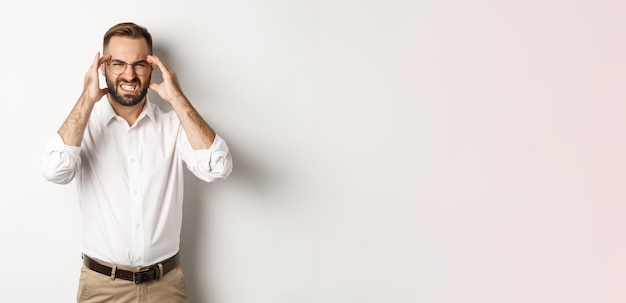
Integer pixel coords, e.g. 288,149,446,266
149,82,160,91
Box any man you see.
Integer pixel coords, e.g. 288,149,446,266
38,22,233,302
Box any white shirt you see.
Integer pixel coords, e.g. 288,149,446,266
39,98,232,266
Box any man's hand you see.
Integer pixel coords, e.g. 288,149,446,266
82,52,111,104
147,55,186,104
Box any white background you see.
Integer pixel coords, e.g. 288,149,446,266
1,0,626,302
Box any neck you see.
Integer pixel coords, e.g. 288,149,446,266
108,96,146,126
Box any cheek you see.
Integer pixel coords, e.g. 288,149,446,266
142,74,152,86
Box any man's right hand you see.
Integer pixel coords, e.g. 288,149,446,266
82,52,111,104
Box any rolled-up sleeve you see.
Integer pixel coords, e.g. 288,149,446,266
38,133,81,184
183,134,233,182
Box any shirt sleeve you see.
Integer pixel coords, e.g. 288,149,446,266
182,134,233,182
38,132,82,184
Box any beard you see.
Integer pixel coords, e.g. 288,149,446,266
105,73,150,107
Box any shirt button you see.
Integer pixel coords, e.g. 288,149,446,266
136,223,141,228
133,190,138,195
130,158,135,163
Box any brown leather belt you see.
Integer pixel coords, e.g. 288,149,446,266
82,253,180,284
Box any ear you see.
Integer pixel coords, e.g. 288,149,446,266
99,64,105,77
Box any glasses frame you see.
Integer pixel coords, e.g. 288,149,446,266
106,59,153,76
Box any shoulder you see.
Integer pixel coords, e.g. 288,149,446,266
148,101,181,128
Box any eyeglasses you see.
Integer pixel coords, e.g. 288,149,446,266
106,60,152,76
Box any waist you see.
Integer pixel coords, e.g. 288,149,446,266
82,252,180,284
80,222,182,266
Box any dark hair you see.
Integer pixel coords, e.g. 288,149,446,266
103,22,153,54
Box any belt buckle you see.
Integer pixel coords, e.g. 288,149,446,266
132,269,151,284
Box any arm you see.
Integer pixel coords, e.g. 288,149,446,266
170,96,216,150
58,52,111,146
39,52,110,183
147,55,216,149
147,55,232,180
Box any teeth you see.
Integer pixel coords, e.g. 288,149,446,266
121,85,135,90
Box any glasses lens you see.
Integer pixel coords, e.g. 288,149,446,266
133,62,150,75
109,62,126,75
108,61,151,75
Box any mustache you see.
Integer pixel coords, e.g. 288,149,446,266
118,79,140,85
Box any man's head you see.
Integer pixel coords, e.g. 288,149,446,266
100,22,153,107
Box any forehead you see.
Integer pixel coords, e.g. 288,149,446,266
105,36,150,61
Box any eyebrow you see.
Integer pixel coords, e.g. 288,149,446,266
110,59,149,65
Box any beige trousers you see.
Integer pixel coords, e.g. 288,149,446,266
76,262,188,303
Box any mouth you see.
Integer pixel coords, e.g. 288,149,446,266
119,83,138,93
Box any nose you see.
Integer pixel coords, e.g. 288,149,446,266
121,64,138,77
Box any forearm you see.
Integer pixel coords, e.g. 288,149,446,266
171,96,216,150
58,94,96,146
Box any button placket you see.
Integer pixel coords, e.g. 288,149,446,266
127,128,144,264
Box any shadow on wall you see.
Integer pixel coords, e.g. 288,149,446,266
147,44,170,112
180,171,211,303
179,141,276,303
150,43,278,302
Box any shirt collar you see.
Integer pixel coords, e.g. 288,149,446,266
101,96,158,126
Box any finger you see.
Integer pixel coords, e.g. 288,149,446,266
148,82,161,92
147,55,171,73
98,54,112,67
146,54,159,66
89,52,101,71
